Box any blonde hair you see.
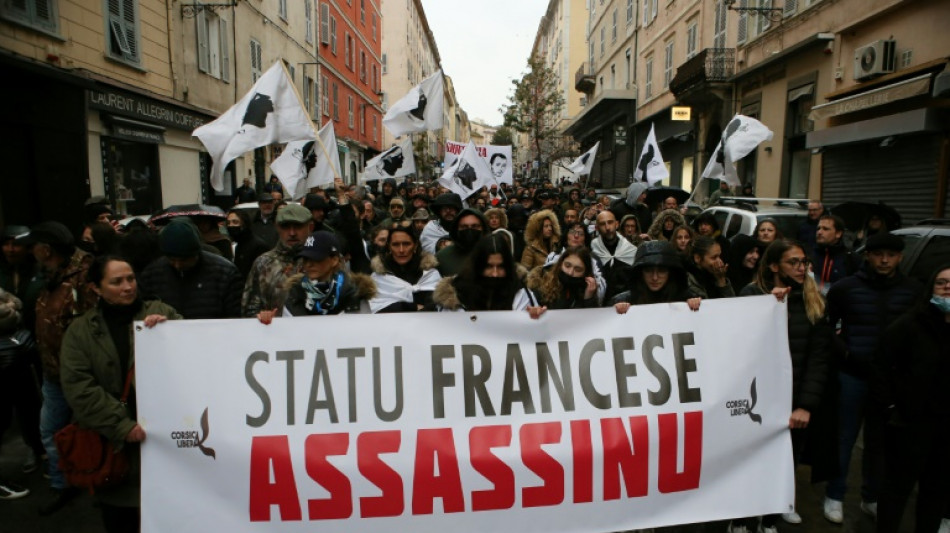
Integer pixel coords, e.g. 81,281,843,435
755,240,825,324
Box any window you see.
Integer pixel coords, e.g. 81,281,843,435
348,95,354,128
278,0,287,20
105,0,140,64
686,21,697,59
360,104,365,134
249,39,262,81
736,1,748,44
645,55,653,98
372,64,377,91
1,0,59,35
783,0,797,17
320,3,329,44
330,16,337,54
713,0,727,48
626,0,634,23
611,10,617,42
382,53,387,74
360,51,366,82
651,0,657,20
344,33,351,68
625,48,632,88
642,0,649,26
197,9,230,81
360,0,365,24
332,82,339,121
755,0,772,35
664,40,674,88
322,74,329,116
599,26,605,57
373,115,378,142
610,64,615,89
305,0,313,43
372,13,377,41
303,76,312,116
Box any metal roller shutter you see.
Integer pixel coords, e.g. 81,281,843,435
821,134,939,226
613,145,630,186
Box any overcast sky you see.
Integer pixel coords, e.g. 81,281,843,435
421,1,547,127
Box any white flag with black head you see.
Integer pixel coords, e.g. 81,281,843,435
382,70,444,136
269,122,341,198
194,62,315,192
567,141,599,177
361,137,416,183
700,115,773,186
438,141,493,200
633,124,669,185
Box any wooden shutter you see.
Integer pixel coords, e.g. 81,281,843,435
320,3,329,44
219,16,230,82
121,0,137,60
737,1,748,44
197,9,209,73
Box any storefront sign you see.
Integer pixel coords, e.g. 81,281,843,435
671,106,691,121
808,74,931,122
136,297,795,533
88,88,209,131
112,124,164,144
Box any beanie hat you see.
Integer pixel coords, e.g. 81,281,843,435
0,290,23,333
865,232,904,253
159,221,202,257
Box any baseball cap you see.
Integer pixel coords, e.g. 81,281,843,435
276,204,313,225
258,193,275,203
298,231,340,261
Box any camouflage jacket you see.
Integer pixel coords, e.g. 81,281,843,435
241,242,304,317
35,249,97,380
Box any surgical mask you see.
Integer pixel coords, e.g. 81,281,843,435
930,295,950,313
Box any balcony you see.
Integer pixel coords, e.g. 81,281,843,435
575,62,595,93
669,48,735,101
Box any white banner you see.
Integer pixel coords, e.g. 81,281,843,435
444,140,513,185
137,296,794,533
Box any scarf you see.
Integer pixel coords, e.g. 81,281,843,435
591,237,637,268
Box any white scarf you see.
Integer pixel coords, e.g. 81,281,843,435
369,269,442,313
591,237,637,268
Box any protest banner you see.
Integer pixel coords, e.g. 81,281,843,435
444,140,513,185
136,296,794,533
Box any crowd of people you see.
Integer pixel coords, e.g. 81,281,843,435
0,175,947,533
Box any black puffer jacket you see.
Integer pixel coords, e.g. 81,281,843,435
740,284,833,411
826,269,922,377
232,229,270,279
138,251,244,319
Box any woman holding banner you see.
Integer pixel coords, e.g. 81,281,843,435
59,255,180,533
737,240,835,532
526,246,599,310
611,241,701,312
368,226,441,313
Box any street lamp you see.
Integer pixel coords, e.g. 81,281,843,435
722,0,784,22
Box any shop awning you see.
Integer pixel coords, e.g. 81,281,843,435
806,107,945,148
809,74,931,122
563,89,636,141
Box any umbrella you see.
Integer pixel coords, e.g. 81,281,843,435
149,204,227,226
829,201,901,232
644,186,690,210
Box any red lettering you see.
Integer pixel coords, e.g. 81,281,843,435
412,428,465,514
357,431,404,518
520,422,564,507
601,416,649,500
249,436,302,522
305,433,352,519
658,411,703,493
469,425,515,511
570,419,593,503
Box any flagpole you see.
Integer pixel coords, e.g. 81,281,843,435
278,60,343,185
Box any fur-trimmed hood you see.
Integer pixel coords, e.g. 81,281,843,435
523,209,561,251
284,271,377,300
484,207,508,229
647,209,687,241
370,252,439,275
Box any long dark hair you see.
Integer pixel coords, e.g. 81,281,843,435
382,225,423,282
453,234,522,311
87,254,134,288
755,239,825,323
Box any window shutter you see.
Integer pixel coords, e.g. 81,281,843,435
305,0,313,43
760,0,772,30
642,0,648,26
122,0,137,60
382,53,387,74
784,0,797,16
34,0,53,26
219,17,230,82
651,0,657,20
737,1,748,44
197,9,209,73
320,3,329,44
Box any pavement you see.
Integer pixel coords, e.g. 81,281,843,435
0,422,918,533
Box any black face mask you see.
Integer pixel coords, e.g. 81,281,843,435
780,274,803,291
456,229,482,250
226,226,244,240
481,277,506,290
558,270,586,291
76,241,96,254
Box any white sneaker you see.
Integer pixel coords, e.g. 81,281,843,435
860,500,877,520
823,497,844,524
727,523,751,533
938,518,950,533
782,510,802,524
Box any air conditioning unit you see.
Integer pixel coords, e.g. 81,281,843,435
854,40,896,81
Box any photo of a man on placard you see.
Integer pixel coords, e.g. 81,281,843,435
490,153,508,180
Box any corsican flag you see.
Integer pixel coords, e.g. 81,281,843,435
567,141,600,176
700,115,773,186
361,137,416,183
382,70,444,136
633,124,669,185
194,62,315,192
438,141,493,200
269,122,341,198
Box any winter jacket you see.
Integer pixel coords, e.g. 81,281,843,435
740,284,833,411
282,271,376,316
521,210,562,270
686,266,735,300
139,251,243,319
647,209,687,242
242,241,305,317
813,240,858,293
59,299,181,507
432,275,537,311
826,269,923,377
525,265,599,309
35,250,98,380
872,303,950,424
436,208,490,277
251,211,279,249
232,230,270,280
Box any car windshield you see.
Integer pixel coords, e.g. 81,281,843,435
757,214,807,240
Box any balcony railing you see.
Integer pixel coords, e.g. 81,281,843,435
575,61,596,93
669,48,735,97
